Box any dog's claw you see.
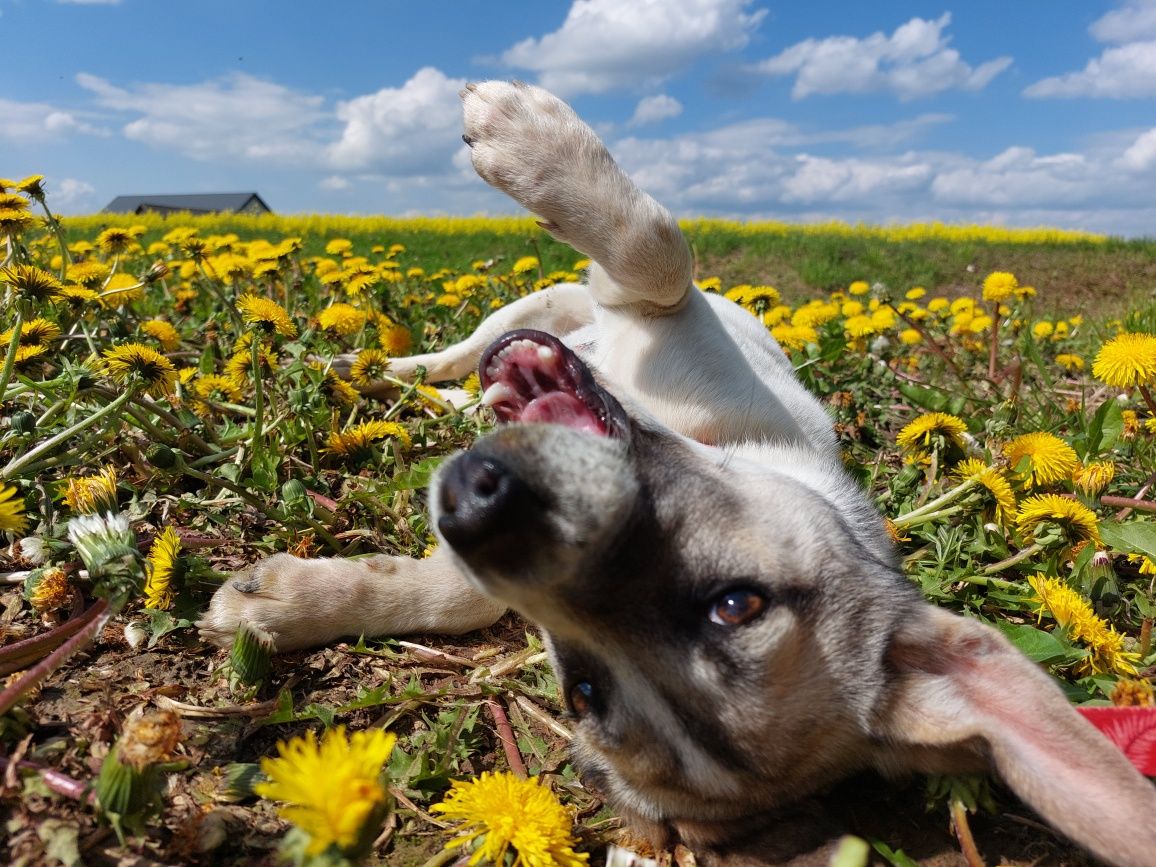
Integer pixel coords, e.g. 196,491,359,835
462,134,475,147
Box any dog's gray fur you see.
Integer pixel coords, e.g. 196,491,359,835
201,81,1156,865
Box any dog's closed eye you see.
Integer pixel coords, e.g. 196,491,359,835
707,588,767,627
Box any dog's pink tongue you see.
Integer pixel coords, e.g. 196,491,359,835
522,392,604,434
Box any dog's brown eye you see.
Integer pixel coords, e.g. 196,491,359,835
569,681,595,717
709,589,766,626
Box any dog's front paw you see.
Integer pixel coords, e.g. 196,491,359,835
197,553,350,652
461,81,617,249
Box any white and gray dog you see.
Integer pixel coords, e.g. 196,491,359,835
202,81,1156,865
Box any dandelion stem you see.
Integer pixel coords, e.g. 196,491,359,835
2,389,133,479
893,479,977,527
0,303,26,402
983,542,1045,574
1139,384,1156,420
250,334,265,473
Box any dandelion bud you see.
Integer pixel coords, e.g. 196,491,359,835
227,621,275,689
143,260,170,284
66,511,143,600
9,410,35,435
25,566,71,613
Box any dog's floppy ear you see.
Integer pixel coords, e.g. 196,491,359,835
879,606,1156,866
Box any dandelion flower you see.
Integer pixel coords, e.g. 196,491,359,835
896,412,967,457
349,348,391,386
66,260,110,290
378,323,412,356
143,527,181,610
324,238,353,256
103,342,178,397
326,420,412,457
1092,332,1156,389
0,483,28,533
433,771,588,867
62,466,119,514
0,208,36,239
770,323,816,352
317,303,368,336
1,264,64,302
512,256,540,276
141,319,180,351
848,280,870,296
1002,431,1078,487
1055,353,1085,372
192,374,245,412
236,294,298,338
953,458,1017,525
1016,493,1100,547
981,271,1018,302
725,284,780,315
255,726,396,856
1072,461,1115,497
15,174,47,201
96,226,141,256
1028,573,1138,675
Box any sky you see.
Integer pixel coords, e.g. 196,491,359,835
3,0,1156,236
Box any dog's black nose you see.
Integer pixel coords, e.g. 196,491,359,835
437,453,537,553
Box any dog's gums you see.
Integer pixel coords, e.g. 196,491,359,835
479,328,625,437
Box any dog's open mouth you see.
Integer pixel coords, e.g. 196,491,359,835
479,329,626,438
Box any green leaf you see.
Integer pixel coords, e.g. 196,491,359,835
1099,520,1156,560
993,621,1074,664
869,839,919,867
390,456,445,493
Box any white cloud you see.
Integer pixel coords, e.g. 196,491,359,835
500,0,765,95
0,97,108,143
750,13,1011,100
327,67,467,174
1023,39,1156,98
1119,127,1156,171
76,71,327,162
1090,0,1156,43
319,176,351,191
629,94,683,126
52,178,98,210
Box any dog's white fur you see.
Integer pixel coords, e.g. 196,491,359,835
202,81,1156,865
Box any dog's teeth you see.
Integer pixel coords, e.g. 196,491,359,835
481,381,516,406
485,362,501,381
537,345,556,364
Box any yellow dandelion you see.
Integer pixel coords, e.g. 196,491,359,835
142,526,181,610
141,319,180,351
1055,353,1085,372
905,287,926,300
981,271,1018,303
320,369,361,406
236,294,297,338
1127,553,1156,576
1072,461,1115,497
96,226,141,256
66,260,110,289
953,458,1017,525
326,420,412,457
1016,493,1100,547
433,771,588,867
103,343,178,397
770,323,817,351
896,412,967,457
324,238,353,256
899,328,922,345
193,374,245,409
349,348,391,386
0,483,28,533
512,256,539,275
463,372,481,397
15,174,47,201
1002,431,1078,487
0,208,36,239
1,264,65,302
725,284,780,314
1,317,62,348
29,567,71,613
317,303,368,336
1033,321,1054,340
256,726,397,857
62,467,118,514
848,280,870,296
378,323,413,356
1027,573,1138,675
843,314,877,338
1092,332,1156,389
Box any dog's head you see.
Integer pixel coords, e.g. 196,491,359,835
432,329,1156,864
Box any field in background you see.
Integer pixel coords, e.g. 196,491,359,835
65,212,1156,316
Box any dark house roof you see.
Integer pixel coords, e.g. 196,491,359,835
102,193,272,216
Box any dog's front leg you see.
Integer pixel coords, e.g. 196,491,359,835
463,81,693,312
198,546,506,652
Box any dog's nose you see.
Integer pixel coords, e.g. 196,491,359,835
437,452,537,552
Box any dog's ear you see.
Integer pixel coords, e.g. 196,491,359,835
879,606,1156,865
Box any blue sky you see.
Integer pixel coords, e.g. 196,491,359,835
3,0,1156,235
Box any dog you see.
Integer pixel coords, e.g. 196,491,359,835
200,81,1156,865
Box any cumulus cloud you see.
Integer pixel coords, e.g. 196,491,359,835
0,97,108,143
326,67,467,174
500,0,765,95
75,72,327,162
1025,1,1156,98
628,94,683,126
750,13,1011,100
51,179,98,210
1119,127,1156,171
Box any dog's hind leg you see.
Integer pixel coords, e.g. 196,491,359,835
198,545,506,652
462,81,693,313
333,283,594,399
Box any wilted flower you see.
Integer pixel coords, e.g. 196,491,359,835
62,466,119,514
27,567,71,612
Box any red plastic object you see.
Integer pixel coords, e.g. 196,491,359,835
1078,706,1156,775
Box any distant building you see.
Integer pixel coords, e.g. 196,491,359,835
102,193,272,216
